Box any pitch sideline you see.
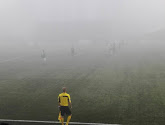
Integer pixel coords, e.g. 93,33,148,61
0,119,120,125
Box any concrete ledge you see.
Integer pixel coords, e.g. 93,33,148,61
0,119,120,125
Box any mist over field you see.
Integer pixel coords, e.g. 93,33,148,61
0,0,165,125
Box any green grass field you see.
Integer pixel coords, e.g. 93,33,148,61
0,41,165,125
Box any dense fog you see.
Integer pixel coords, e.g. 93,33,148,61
0,0,165,125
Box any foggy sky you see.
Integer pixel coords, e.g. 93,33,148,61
0,0,165,40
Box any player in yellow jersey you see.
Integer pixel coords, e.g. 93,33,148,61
58,87,72,125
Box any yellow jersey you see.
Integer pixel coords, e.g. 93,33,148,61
58,92,71,106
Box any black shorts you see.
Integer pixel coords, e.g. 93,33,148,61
60,106,71,116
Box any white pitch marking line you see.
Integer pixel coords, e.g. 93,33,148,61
0,119,120,125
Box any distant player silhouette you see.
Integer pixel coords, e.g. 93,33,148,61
107,42,113,56
41,49,47,63
112,42,116,55
71,47,75,56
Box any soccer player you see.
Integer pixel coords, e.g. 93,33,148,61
71,46,75,56
41,49,47,63
58,87,72,125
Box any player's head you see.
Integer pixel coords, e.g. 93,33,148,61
62,87,67,92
